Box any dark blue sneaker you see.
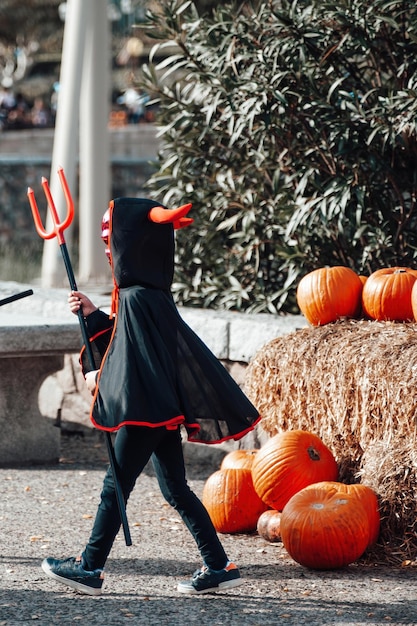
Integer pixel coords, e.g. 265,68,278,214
41,556,104,596
177,561,242,594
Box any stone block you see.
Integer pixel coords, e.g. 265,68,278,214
0,354,63,465
180,307,229,359
229,313,307,362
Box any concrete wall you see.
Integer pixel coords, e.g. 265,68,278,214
0,125,159,159
0,126,159,256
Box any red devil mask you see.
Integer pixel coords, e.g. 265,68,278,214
101,202,193,262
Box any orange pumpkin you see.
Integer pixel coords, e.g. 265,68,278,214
410,280,417,322
362,267,417,321
280,484,370,569
296,266,363,326
302,481,380,546
220,449,258,471
251,430,338,511
257,509,282,543
202,468,268,534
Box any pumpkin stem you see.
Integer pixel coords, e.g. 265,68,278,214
307,446,321,461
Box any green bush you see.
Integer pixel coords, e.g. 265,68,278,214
141,0,417,313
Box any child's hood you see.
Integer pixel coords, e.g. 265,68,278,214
109,197,175,291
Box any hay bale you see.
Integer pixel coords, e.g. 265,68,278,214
244,319,417,564
359,439,417,564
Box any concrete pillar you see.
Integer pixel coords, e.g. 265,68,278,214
78,0,110,284
41,0,86,288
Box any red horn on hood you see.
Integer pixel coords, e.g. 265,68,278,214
148,203,193,230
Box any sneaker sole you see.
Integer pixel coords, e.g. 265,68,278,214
41,560,102,596
177,576,243,595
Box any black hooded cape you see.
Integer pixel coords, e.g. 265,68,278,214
84,197,261,444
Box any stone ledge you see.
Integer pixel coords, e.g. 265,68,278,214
0,315,81,356
180,307,307,363
0,281,306,363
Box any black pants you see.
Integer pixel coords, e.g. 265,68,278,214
82,425,228,571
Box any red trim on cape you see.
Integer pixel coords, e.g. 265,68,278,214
186,414,262,444
79,326,114,371
88,326,113,341
90,412,262,445
90,414,186,432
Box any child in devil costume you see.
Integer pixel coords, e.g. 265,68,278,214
41,197,261,596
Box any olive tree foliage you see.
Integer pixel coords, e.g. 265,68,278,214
140,0,417,313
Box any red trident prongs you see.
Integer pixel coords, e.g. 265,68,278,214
27,167,74,245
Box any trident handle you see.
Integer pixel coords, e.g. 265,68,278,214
0,289,34,307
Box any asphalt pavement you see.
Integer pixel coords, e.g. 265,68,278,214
1,427,417,626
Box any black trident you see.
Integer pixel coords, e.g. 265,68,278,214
27,168,132,546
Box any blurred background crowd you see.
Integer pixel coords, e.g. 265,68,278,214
0,0,160,131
